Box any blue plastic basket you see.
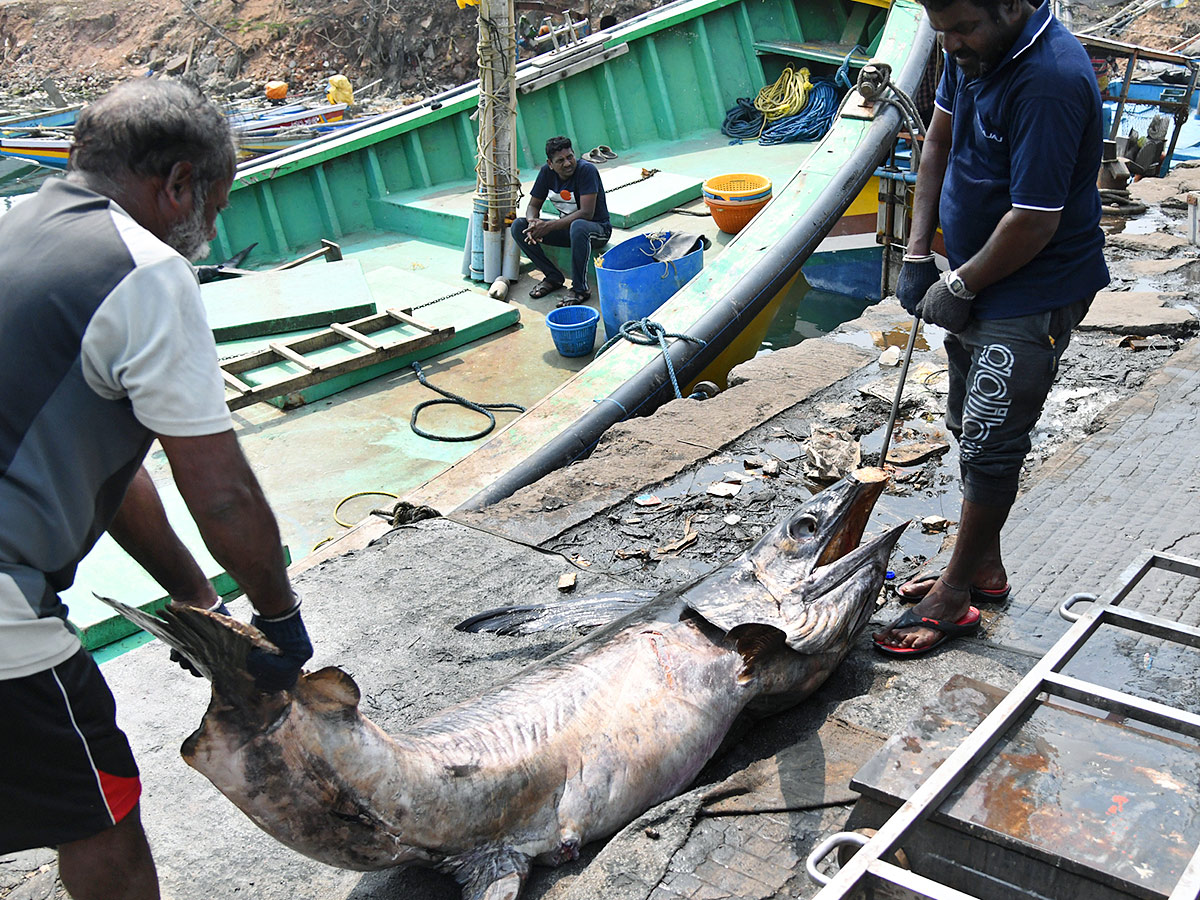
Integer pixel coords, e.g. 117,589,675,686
545,305,600,357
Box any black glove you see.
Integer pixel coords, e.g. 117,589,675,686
895,255,939,315
248,600,313,692
171,600,230,677
916,279,973,334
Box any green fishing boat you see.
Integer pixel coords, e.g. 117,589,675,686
74,0,934,652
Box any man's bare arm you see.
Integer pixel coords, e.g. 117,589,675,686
957,206,1060,293
107,466,219,608
906,108,952,257
527,193,597,241
158,430,293,618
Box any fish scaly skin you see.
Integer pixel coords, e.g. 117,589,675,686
101,467,905,900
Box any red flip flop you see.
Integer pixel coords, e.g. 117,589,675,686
873,606,981,658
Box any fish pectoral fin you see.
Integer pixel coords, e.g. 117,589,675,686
296,666,362,713
449,847,530,900
454,589,657,635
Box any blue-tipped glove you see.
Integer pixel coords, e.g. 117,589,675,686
916,274,973,334
248,600,313,692
171,599,230,677
895,254,939,315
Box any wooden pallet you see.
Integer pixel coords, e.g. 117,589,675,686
221,307,454,410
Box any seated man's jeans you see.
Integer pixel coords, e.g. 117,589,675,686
510,217,611,292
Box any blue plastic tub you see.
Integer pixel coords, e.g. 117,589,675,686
545,305,600,357
595,232,704,342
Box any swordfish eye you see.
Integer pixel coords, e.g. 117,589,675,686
788,513,819,540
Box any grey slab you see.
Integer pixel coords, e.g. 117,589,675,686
1079,290,1197,335
985,338,1200,658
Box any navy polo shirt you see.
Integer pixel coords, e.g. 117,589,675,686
936,2,1109,319
531,158,610,227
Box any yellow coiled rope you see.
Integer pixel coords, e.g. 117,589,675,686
753,66,813,125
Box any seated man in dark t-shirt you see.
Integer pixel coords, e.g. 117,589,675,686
511,135,612,306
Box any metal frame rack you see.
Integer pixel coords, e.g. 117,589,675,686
806,549,1200,900
1077,34,1200,179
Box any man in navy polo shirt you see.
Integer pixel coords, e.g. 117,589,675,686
874,0,1108,656
511,135,612,306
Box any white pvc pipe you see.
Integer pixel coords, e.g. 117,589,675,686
502,228,520,281
483,228,502,282
461,217,474,277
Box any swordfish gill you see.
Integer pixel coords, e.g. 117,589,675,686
102,467,905,900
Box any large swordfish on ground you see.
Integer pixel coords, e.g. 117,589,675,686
104,467,904,900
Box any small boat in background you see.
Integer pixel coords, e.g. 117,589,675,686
0,136,71,169
0,101,360,169
0,104,82,134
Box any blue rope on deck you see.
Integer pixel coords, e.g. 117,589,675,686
758,80,842,145
720,80,843,146
594,318,706,400
720,97,763,142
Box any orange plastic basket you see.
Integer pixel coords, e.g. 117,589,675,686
705,195,770,234
702,173,772,202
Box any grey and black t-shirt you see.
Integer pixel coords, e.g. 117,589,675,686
0,178,232,679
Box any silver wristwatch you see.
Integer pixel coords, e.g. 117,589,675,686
941,269,976,300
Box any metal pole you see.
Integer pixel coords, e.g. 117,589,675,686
878,315,920,466
1159,61,1199,177
1109,48,1138,142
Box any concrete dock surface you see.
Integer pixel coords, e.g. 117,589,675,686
4,175,1200,898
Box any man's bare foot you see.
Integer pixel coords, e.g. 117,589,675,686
874,578,975,651
896,567,1010,602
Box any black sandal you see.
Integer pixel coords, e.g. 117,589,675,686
558,289,591,307
529,279,563,299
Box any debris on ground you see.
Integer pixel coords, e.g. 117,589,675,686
804,425,861,482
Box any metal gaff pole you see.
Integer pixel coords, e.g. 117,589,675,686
878,314,920,466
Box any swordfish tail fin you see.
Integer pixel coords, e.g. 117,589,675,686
95,595,277,695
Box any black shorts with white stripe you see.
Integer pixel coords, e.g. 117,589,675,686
0,646,141,852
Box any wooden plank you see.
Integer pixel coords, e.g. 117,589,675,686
518,45,629,94
387,308,438,332
753,40,872,67
218,274,518,408
222,370,251,393
329,322,382,350
226,327,454,411
222,309,437,374
268,341,317,370
272,238,343,271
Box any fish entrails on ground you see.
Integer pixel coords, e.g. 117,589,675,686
103,466,905,900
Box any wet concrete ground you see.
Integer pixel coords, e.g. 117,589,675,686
4,168,1200,898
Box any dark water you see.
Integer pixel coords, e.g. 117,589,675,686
758,272,876,353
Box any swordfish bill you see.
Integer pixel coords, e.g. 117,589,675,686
101,466,905,900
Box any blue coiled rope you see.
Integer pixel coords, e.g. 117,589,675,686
720,79,843,146
594,318,707,400
759,80,842,145
720,97,763,142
